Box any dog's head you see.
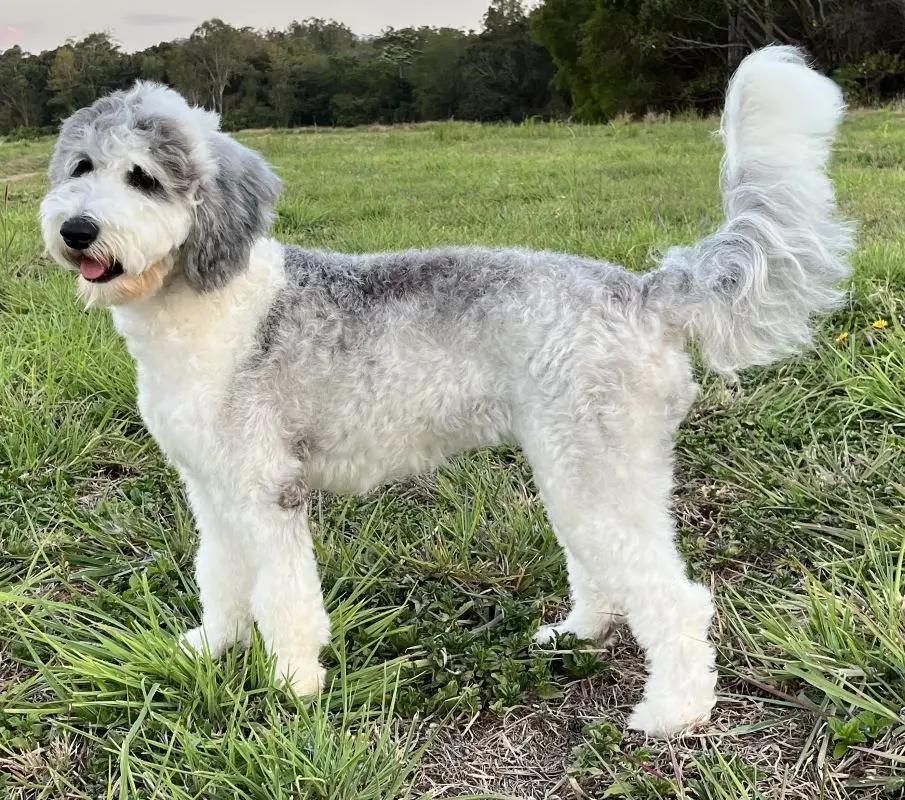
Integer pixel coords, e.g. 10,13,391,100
40,82,282,307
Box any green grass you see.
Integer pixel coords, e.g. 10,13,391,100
1,112,903,799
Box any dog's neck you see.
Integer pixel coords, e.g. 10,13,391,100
110,236,286,371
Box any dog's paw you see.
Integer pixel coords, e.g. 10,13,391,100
626,692,715,738
179,624,250,659
277,660,326,698
532,623,564,646
533,612,619,647
179,625,213,656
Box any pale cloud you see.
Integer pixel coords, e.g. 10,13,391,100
3,0,493,53
0,25,25,47
121,14,195,27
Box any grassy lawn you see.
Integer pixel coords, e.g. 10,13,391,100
1,112,903,799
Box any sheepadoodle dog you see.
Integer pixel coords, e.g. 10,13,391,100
40,46,853,737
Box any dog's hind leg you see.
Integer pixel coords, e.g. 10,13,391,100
517,400,716,737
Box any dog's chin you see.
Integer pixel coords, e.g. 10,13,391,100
76,261,172,308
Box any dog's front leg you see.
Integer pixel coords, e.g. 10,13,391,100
246,498,331,696
180,479,255,657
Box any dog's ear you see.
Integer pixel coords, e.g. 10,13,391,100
181,132,282,291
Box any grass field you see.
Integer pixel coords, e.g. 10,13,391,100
1,112,904,799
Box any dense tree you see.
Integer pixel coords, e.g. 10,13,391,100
457,0,557,121
46,33,136,118
0,46,51,130
0,0,903,136
410,29,470,120
286,19,357,56
531,0,905,121
182,20,257,114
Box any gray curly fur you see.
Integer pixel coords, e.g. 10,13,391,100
182,133,282,292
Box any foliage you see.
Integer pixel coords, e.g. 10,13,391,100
0,2,558,135
530,0,905,121
3,0,905,135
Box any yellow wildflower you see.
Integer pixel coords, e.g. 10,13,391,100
872,319,889,329
835,331,849,343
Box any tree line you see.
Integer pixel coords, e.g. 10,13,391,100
1,0,903,137
531,0,905,120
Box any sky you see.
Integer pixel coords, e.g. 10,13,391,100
1,0,494,53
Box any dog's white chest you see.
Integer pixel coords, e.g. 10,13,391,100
113,306,247,480
134,358,225,477
111,242,286,479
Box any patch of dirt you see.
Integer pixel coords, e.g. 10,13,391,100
1,172,41,184
411,627,903,799
0,644,35,696
0,732,91,800
414,689,613,799
413,631,646,799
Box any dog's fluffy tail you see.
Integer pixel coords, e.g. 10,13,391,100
644,45,854,377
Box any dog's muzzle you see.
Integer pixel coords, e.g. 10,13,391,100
60,216,99,250
59,216,125,283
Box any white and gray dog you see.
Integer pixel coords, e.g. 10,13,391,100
40,46,853,736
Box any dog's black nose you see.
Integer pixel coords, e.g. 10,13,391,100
60,217,99,250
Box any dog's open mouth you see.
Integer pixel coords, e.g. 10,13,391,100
79,257,124,283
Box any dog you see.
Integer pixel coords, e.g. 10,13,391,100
39,46,853,737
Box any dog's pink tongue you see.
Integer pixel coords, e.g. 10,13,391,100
79,258,107,280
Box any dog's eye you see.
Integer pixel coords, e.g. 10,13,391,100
71,159,93,178
127,166,161,194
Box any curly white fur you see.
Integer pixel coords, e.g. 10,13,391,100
39,46,853,737
647,47,854,376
